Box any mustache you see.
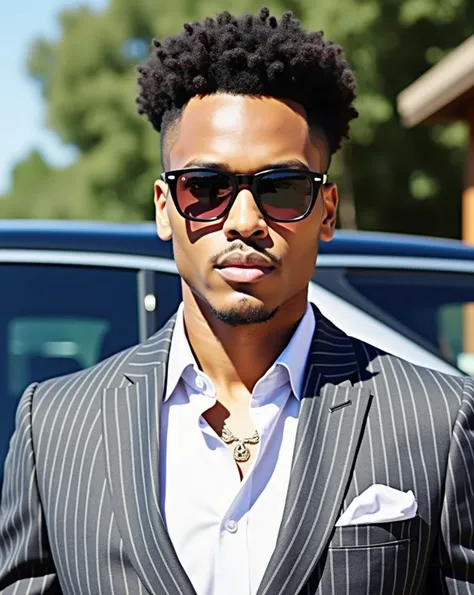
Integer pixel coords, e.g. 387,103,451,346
209,242,282,267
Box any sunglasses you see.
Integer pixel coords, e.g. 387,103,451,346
160,167,328,223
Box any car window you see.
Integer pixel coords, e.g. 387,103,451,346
308,283,460,376
154,271,182,330
0,264,140,485
8,318,111,395
344,269,474,375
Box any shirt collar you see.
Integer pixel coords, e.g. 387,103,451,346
164,302,316,402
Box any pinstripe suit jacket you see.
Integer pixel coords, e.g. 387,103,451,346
1,306,474,595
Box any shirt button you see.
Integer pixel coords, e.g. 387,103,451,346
225,519,238,534
195,376,205,389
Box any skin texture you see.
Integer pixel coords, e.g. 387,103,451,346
155,93,338,478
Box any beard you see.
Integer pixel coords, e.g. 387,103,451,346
208,297,278,327
181,272,279,327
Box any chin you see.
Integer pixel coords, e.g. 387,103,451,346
208,294,279,327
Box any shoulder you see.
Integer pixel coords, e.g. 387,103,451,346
351,335,470,413
30,313,177,412
311,306,468,410
28,343,140,422
23,318,176,453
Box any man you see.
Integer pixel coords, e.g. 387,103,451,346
1,7,473,595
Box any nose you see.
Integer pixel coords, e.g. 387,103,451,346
222,187,269,240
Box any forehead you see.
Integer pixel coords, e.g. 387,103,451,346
167,94,326,171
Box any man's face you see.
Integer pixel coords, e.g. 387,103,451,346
155,94,338,325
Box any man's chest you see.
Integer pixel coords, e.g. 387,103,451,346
159,395,299,594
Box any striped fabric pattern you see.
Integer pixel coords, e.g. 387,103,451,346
1,305,474,595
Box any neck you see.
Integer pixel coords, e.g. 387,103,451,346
181,288,308,402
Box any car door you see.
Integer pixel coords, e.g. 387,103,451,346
0,260,140,488
0,255,185,488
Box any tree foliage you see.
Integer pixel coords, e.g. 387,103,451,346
1,0,472,237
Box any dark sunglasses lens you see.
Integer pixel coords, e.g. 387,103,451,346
257,172,313,220
176,171,233,220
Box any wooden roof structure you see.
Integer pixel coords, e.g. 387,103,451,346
397,36,474,126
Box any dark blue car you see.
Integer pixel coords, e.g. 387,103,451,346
1,219,474,486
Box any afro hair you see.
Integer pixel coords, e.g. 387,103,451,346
136,7,358,158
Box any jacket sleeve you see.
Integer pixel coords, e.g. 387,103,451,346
0,384,61,594
428,376,474,593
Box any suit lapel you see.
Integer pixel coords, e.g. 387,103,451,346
101,316,197,595
257,308,373,595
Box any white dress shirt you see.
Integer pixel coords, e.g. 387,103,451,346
159,302,315,595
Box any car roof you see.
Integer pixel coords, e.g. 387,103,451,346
1,219,474,261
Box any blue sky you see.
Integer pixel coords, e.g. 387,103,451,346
0,0,108,194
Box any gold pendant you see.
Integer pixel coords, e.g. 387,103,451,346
221,423,260,462
233,441,251,462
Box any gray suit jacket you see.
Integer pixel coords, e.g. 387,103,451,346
1,306,474,595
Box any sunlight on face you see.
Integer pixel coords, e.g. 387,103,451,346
155,94,337,326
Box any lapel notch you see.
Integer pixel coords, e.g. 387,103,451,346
329,399,352,413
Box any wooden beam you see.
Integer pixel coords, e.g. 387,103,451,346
397,36,474,127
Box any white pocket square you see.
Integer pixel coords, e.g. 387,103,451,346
335,484,418,527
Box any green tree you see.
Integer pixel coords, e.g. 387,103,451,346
313,0,472,236
1,0,472,238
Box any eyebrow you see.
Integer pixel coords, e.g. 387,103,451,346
181,159,311,172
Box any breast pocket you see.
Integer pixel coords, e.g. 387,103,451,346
326,516,422,594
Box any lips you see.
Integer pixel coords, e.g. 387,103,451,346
214,251,275,283
216,266,273,283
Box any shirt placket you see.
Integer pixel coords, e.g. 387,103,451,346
188,367,290,595
214,469,252,595
213,376,282,595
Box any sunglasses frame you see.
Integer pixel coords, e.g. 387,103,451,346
160,167,329,223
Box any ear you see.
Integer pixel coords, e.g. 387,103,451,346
155,179,172,241
319,183,338,242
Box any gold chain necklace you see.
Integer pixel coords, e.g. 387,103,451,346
221,422,260,463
